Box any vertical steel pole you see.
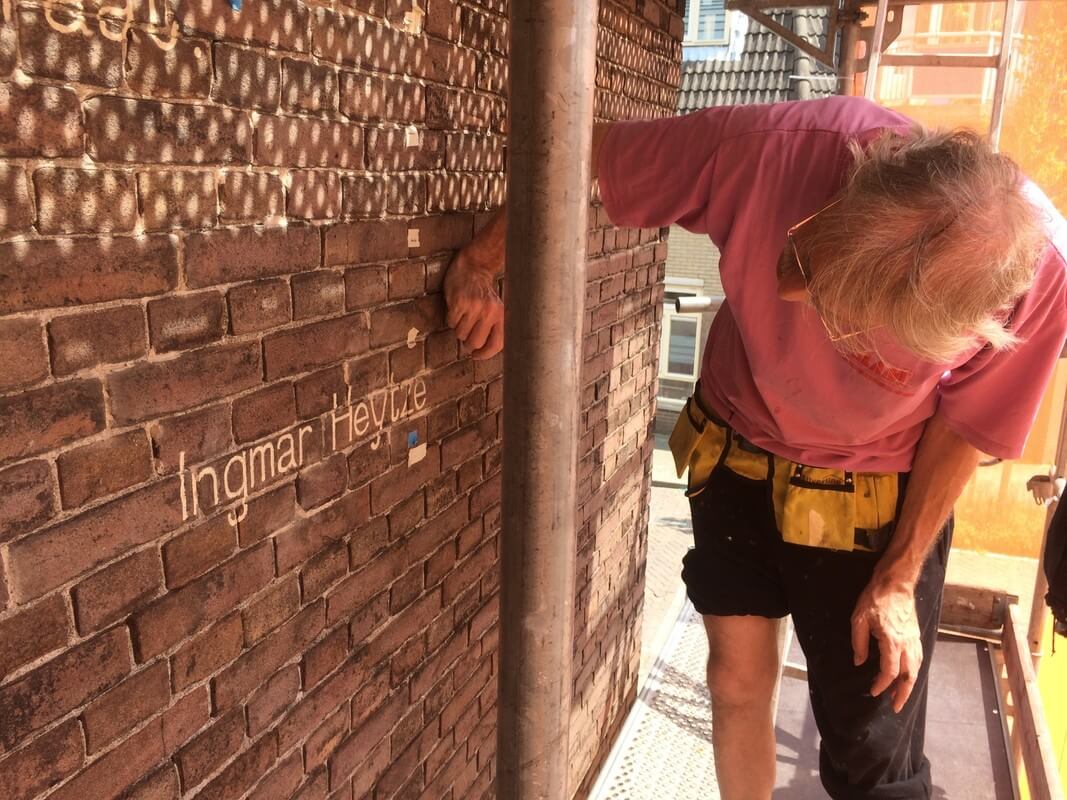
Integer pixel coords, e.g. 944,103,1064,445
838,2,860,97
498,0,597,798
988,0,1018,151
862,0,890,100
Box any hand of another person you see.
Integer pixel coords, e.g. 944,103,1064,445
443,250,504,360
851,576,923,714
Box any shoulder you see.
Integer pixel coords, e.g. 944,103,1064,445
711,96,914,146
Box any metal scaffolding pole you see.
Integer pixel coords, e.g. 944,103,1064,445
498,1,597,798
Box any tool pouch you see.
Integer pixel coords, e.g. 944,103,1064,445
668,397,726,498
772,464,898,552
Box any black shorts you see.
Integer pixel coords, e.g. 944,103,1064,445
682,450,953,799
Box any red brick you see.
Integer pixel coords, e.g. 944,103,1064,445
388,260,426,300
72,549,165,634
339,72,424,121
298,454,348,510
176,710,245,789
162,685,210,752
49,304,148,376
255,115,363,168
387,173,427,215
344,266,389,309
18,7,122,85
347,590,390,643
370,296,444,348
248,748,304,800
33,167,136,234
426,85,503,130
85,96,252,164
0,719,82,798
366,128,445,172
122,765,181,800
425,330,458,368
296,366,348,418
57,430,152,509
233,383,297,443
248,663,301,735
340,175,386,218
442,539,496,605
0,17,16,78
213,42,281,110
390,341,424,381
131,541,274,660
446,132,505,171
149,403,234,475
0,626,131,752
171,612,244,690
219,172,284,222
346,737,390,797
126,29,212,99
277,656,376,755
228,278,293,334
0,83,82,157
293,769,329,800
303,624,348,690
0,235,178,314
276,488,370,574
238,483,297,547
138,170,218,230
282,57,338,113
293,270,347,319
48,719,165,800
0,379,105,466
109,342,262,424
214,601,324,710
0,459,55,544
163,515,237,588
186,225,320,288
82,660,170,754
289,171,343,220
148,291,227,353
425,0,460,39
301,542,349,603
195,731,278,800
8,478,180,602
324,220,409,267
0,592,70,681
0,163,35,234
304,707,348,771
408,213,473,257
177,0,311,51
263,313,370,380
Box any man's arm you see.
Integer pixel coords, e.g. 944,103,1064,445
851,411,981,712
443,122,616,359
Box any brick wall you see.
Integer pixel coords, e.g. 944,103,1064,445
0,1,680,798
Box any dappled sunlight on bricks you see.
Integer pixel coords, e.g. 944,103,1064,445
0,0,682,797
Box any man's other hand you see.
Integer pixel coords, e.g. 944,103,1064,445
850,576,923,714
444,251,504,360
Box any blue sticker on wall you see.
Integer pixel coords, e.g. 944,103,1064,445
229,0,242,11
407,431,419,448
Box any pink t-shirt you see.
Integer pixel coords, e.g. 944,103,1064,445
599,97,1067,472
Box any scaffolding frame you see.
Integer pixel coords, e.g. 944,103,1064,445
724,0,1021,148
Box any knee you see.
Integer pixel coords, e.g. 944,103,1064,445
706,653,776,710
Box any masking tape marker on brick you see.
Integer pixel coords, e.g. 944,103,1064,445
404,125,421,148
408,442,427,467
406,328,419,348
407,228,420,248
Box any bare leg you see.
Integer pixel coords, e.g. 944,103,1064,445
702,614,781,800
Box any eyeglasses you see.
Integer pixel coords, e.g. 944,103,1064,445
787,197,872,344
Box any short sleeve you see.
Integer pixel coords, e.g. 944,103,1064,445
596,97,912,246
598,106,739,236
938,246,1067,458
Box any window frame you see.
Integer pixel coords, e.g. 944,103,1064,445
683,0,730,47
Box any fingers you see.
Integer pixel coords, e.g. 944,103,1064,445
446,304,467,330
892,645,922,713
466,315,494,352
472,320,504,360
851,614,870,667
869,633,900,698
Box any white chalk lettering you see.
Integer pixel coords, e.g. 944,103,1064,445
277,434,298,472
179,450,189,521
194,466,220,514
413,378,427,410
353,400,371,437
223,453,249,525
298,425,314,466
330,390,353,451
249,442,276,487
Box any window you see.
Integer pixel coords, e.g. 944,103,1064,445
683,0,728,46
658,282,705,412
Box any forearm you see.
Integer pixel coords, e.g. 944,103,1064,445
876,412,981,588
459,121,615,277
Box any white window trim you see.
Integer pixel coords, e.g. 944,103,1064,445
683,1,730,47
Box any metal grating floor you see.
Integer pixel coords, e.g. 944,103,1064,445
589,596,720,800
590,598,1015,800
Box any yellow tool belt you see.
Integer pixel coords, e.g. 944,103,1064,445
669,393,899,553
